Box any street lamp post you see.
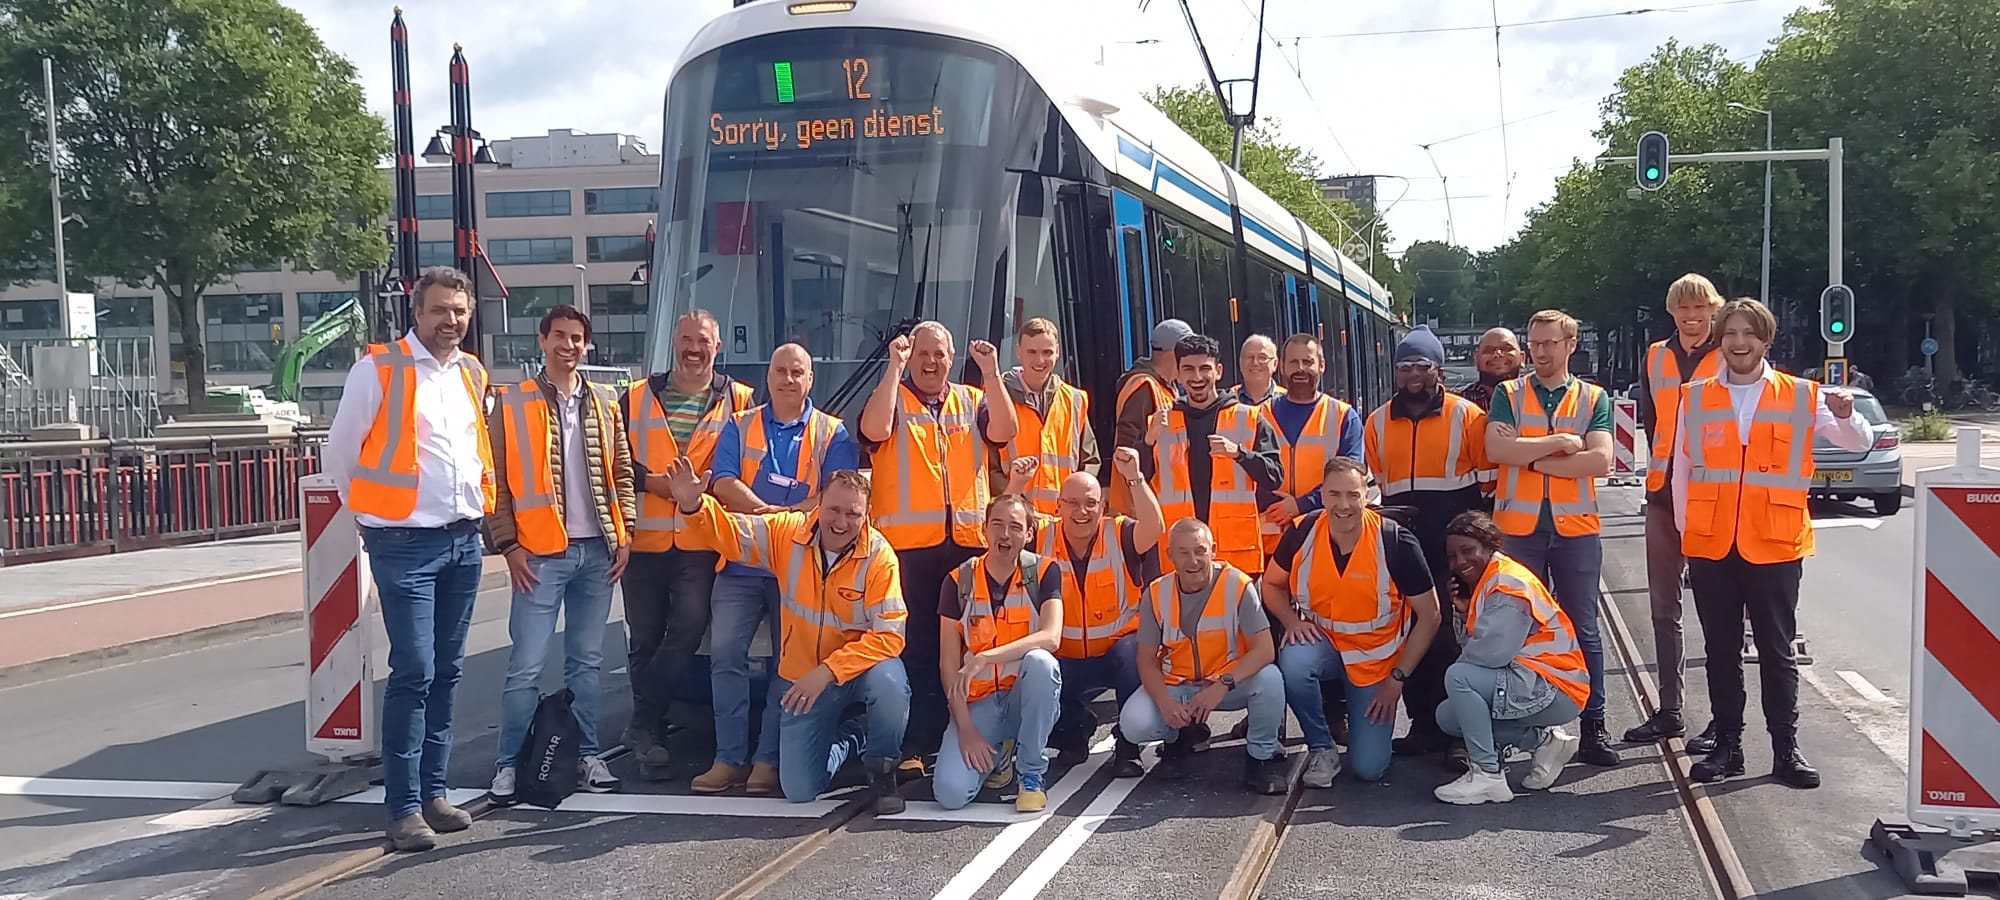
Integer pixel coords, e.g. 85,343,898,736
1729,101,1774,305
573,263,588,312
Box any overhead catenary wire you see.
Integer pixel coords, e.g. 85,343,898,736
1489,0,1513,227
1286,0,1776,41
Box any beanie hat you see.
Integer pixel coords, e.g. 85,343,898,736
1395,326,1446,367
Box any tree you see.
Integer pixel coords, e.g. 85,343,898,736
0,0,390,408
1400,240,1474,326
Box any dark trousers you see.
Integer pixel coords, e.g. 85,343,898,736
897,540,981,759
1644,496,1691,713
1688,550,1802,744
622,547,721,731
1383,496,1469,741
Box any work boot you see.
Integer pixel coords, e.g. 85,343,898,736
1015,771,1047,813
745,763,781,796
1109,729,1145,778
622,723,660,757
985,739,1018,790
1623,709,1686,743
1184,722,1214,754
1577,718,1622,767
1393,730,1448,757
1244,752,1291,795
896,756,928,784
420,797,472,833
1689,733,1746,782
867,758,905,815
691,762,749,794
1051,707,1098,760
1685,720,1720,755
386,813,437,852
1772,743,1822,789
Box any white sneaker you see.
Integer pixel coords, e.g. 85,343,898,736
1302,747,1342,789
1522,726,1580,791
1435,768,1514,805
581,755,620,793
490,766,517,804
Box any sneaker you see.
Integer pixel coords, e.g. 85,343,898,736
1434,768,1515,805
489,767,517,806
1522,727,1580,791
581,755,620,793
985,740,1017,790
746,762,781,796
1015,772,1047,812
1301,747,1342,789
1244,752,1291,795
691,762,749,794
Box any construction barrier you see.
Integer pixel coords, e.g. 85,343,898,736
1610,396,1643,486
1870,427,2000,895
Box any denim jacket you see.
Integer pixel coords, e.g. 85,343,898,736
1454,592,1558,720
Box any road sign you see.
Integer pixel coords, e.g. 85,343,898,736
1922,337,1940,357
1821,283,1856,345
1824,358,1848,386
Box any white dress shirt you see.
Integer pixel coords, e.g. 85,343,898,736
1672,362,1873,534
551,377,602,539
325,330,491,529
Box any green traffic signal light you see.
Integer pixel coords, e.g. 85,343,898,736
1645,166,1661,180
1830,320,1846,334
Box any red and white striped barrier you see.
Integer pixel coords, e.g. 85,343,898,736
303,473,376,761
1610,396,1643,485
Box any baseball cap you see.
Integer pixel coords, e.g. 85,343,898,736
1150,318,1194,351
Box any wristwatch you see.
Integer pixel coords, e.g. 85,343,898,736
1390,668,1409,683
1219,673,1236,688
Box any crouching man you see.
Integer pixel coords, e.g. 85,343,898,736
662,458,910,814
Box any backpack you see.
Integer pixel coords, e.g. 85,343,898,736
957,552,1043,614
515,688,582,809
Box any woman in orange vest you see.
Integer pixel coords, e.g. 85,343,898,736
1434,511,1591,805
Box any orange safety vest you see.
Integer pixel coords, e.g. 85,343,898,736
1146,563,1257,686
870,382,990,550
1493,377,1603,537
347,337,496,520
1153,402,1264,574
1263,393,1354,551
734,405,840,496
627,376,756,553
493,379,629,554
955,552,1056,703
1288,508,1411,687
1678,373,1819,564
1035,515,1142,659
1001,378,1091,515
1364,392,1492,496
1467,552,1592,712
1644,340,1723,492
1110,369,1174,516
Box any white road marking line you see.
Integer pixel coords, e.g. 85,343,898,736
0,569,302,620
147,797,272,830
608,667,628,675
930,738,1116,900
1836,669,1898,705
1810,518,1883,530
994,750,1151,900
0,777,234,802
486,792,838,818
1802,667,1909,772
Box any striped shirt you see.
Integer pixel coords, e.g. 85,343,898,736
659,386,708,450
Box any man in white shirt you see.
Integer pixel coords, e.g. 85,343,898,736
325,267,496,852
1670,298,1870,789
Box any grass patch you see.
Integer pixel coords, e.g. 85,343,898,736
1903,409,1952,442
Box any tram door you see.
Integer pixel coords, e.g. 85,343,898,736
1111,190,1156,369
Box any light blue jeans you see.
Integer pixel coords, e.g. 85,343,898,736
1121,663,1285,761
495,537,615,769
364,520,484,821
1437,661,1583,773
1277,639,1395,781
777,658,911,803
934,649,1063,810
1503,531,1607,721
709,574,781,767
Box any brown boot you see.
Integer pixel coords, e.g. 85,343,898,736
745,763,781,796
421,797,472,833
386,813,437,852
692,762,750,794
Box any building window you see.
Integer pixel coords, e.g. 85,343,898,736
590,332,645,367
0,298,61,332
235,259,282,273
492,334,543,367
506,285,574,319
415,194,452,220
297,291,366,370
488,238,574,266
589,284,646,317
486,189,571,218
418,240,454,268
586,234,649,263
197,292,283,372
584,187,658,215
97,295,155,329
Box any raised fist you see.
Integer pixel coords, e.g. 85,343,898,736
888,334,912,368
1112,446,1142,480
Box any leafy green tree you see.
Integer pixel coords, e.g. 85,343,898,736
1400,240,1475,326
0,0,390,408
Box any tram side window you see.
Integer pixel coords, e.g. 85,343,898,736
1322,293,1349,398
1007,177,1073,381
1121,227,1150,364
1152,214,1234,351
1238,259,1284,353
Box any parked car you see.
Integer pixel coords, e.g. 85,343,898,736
1810,388,1903,516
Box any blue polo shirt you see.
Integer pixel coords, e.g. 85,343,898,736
710,400,860,578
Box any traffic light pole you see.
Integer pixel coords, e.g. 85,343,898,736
1599,137,1845,356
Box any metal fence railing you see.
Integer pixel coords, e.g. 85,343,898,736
1,336,162,441
0,431,327,565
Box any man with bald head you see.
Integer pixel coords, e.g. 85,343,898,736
1460,327,1524,412
1003,446,1164,777
692,343,860,794
861,321,1019,770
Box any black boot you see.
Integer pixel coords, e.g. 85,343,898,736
1689,733,1746,782
1110,728,1145,778
1244,751,1291,795
1622,709,1685,743
1578,718,1622,767
866,758,905,815
1685,720,1720,755
1772,742,1821,789
1050,706,1097,761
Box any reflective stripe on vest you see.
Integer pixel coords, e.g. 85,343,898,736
494,380,625,554
1271,394,1352,500
767,518,906,682
1036,515,1141,659
869,383,989,550
737,406,838,497
1645,341,1723,491
1154,403,1263,572
1364,393,1482,495
958,555,1051,703
1148,564,1251,686
1468,553,1591,712
1679,374,1818,564
1291,508,1409,686
1003,380,1090,514
1493,377,1602,537
348,337,495,520
629,379,753,551
1110,372,1174,517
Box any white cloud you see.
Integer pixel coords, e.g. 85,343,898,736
291,0,1799,254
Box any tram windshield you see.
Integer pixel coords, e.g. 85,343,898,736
648,28,1022,411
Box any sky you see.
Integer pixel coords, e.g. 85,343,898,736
289,0,1807,256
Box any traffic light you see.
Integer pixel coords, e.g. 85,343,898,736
1636,131,1669,191
1820,283,1855,344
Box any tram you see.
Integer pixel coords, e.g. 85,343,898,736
641,0,1405,435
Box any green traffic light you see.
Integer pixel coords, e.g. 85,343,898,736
1831,320,1846,334
1645,166,1661,180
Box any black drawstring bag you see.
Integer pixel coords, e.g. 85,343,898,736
516,688,581,809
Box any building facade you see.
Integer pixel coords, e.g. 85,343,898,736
0,129,661,420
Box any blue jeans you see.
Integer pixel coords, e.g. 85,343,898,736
935,649,1063,810
1057,634,1142,726
709,574,781,767
1121,664,1285,761
495,538,615,770
776,658,910,802
1277,640,1395,781
1502,531,1607,720
363,520,484,821
1437,661,1583,773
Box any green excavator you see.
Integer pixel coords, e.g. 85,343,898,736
269,298,368,403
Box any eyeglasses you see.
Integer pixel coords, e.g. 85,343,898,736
1394,360,1438,373
1525,339,1571,351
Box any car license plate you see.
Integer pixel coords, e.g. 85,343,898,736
1819,470,1853,482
